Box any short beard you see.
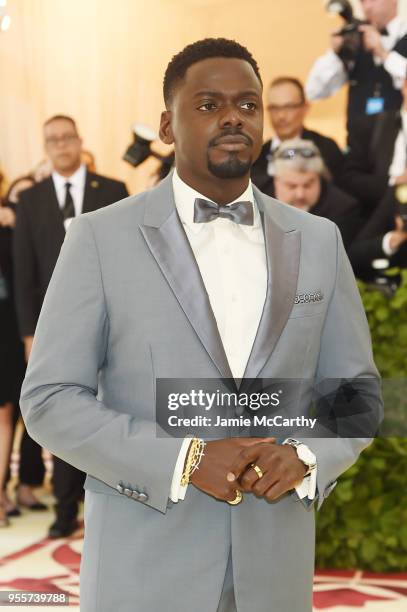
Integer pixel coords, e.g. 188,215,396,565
207,153,252,179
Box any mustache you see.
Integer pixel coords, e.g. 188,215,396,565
209,129,253,147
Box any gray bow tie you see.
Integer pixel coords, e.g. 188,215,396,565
193,198,254,226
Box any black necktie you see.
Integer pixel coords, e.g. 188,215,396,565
193,198,254,226
62,182,75,220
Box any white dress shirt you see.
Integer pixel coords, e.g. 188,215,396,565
52,164,87,231
169,170,316,503
306,16,407,101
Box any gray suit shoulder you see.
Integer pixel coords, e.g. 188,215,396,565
79,189,149,227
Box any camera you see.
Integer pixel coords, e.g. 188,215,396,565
123,124,174,180
326,0,367,65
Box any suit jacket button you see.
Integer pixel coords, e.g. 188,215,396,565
116,483,124,494
124,488,133,497
138,492,148,502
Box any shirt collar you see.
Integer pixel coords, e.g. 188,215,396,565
52,164,87,192
172,168,260,235
270,131,302,152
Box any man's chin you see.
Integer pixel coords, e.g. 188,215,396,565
207,156,252,179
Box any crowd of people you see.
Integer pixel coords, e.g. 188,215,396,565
0,0,406,538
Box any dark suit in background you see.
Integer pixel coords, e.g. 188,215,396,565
349,188,407,281
310,180,364,251
0,211,45,494
341,111,400,210
0,220,25,407
251,127,345,197
13,170,128,525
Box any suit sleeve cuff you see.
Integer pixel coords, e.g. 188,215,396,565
169,436,194,502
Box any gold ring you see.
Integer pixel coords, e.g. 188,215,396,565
227,490,243,505
250,463,264,479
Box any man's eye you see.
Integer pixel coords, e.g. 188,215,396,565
197,102,217,111
241,102,257,111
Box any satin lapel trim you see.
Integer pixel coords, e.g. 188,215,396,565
140,210,233,380
240,207,301,392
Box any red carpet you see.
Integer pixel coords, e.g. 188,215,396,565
1,519,406,610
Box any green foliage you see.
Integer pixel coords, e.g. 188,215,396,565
315,270,407,571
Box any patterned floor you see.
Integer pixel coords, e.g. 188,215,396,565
0,485,406,611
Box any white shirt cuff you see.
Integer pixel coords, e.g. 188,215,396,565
382,232,397,256
294,469,317,501
282,440,317,501
170,436,194,502
384,51,407,87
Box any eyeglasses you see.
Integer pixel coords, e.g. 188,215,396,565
274,147,319,160
45,134,79,147
267,103,304,113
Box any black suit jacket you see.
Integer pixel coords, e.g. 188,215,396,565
348,187,407,281
310,180,363,251
341,111,401,208
0,218,25,404
251,127,345,197
13,171,128,336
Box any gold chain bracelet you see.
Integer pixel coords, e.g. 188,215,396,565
181,438,206,486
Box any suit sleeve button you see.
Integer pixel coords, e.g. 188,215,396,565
138,493,148,502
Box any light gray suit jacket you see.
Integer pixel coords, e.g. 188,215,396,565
20,174,381,612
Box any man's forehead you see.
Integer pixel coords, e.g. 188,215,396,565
182,57,261,92
44,120,76,133
281,170,318,183
268,83,302,101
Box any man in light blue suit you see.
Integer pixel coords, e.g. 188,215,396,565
20,38,381,611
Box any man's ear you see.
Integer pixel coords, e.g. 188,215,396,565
159,110,174,145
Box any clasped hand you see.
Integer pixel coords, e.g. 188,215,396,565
190,437,307,504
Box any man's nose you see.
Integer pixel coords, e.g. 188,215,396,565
219,105,243,129
294,187,306,199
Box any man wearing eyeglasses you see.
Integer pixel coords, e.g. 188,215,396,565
251,77,344,197
273,138,363,250
13,115,128,538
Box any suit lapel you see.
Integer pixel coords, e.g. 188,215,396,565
239,188,301,392
82,172,100,213
139,175,233,381
139,177,300,386
40,178,66,242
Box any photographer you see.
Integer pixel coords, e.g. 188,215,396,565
340,76,407,211
306,0,407,132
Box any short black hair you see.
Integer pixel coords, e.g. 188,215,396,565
269,77,305,104
163,38,262,107
43,115,78,133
